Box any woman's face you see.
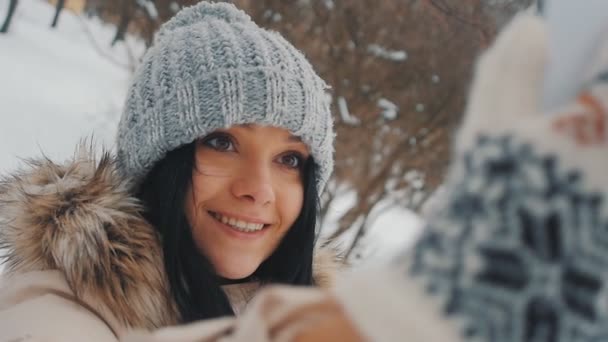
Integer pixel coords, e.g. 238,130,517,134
184,124,309,279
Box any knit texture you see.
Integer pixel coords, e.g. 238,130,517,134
412,134,608,341
116,2,334,193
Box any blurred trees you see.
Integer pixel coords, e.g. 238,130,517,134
1,0,76,33
50,0,65,27
84,0,532,260
0,0,19,33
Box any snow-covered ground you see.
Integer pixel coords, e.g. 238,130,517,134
0,0,423,271
0,0,139,173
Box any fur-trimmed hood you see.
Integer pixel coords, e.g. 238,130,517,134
0,146,340,331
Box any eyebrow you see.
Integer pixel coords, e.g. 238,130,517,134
288,135,303,143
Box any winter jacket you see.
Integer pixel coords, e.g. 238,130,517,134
0,148,340,341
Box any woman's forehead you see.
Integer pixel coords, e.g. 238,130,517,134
219,124,303,143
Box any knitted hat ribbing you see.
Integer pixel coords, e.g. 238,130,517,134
116,2,334,193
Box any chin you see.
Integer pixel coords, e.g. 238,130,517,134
215,261,261,280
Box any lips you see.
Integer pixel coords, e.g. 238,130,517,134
208,211,270,233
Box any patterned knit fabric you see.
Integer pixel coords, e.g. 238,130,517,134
411,134,608,342
116,2,334,192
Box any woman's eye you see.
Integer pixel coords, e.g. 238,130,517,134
280,153,303,169
202,134,235,152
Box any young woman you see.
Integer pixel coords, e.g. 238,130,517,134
0,2,337,340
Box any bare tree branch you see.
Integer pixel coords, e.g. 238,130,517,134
50,0,65,28
0,0,19,34
76,15,131,71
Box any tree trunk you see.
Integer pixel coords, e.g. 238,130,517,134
50,0,65,28
0,0,19,34
111,1,132,46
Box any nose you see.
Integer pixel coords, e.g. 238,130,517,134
230,162,275,206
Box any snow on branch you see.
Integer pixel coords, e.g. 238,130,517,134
136,0,159,20
377,97,399,120
367,44,408,62
337,96,361,125
170,2,181,13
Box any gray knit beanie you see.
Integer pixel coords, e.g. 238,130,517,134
116,1,334,193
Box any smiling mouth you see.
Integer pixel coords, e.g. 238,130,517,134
208,211,270,233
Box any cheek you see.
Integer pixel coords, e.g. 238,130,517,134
184,172,222,230
277,180,305,228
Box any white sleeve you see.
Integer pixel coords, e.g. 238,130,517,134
330,267,463,342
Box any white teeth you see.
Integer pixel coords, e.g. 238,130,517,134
212,212,265,232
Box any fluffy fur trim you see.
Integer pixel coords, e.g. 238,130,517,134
0,145,178,329
312,245,343,288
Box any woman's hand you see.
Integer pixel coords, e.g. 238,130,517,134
232,286,365,342
288,296,364,342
